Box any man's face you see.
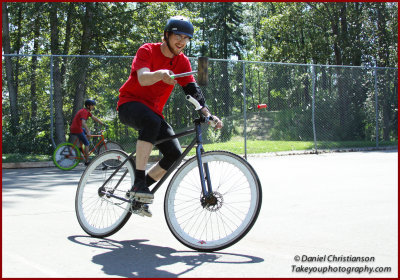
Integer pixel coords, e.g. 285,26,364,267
167,33,190,56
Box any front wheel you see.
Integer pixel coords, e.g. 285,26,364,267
53,142,81,170
164,151,262,252
75,150,135,237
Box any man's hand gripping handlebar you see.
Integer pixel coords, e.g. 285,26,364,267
186,95,223,129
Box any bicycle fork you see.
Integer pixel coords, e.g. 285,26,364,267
196,144,213,197
194,123,214,199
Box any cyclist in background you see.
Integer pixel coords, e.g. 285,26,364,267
70,99,105,165
117,16,223,216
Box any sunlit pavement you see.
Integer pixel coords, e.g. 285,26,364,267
2,150,397,278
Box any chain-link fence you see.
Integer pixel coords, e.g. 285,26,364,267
2,54,398,159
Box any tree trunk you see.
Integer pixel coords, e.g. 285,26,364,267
72,3,94,118
351,3,363,66
49,3,66,144
375,3,391,141
2,3,19,134
30,3,43,122
328,4,349,138
60,2,74,98
14,6,23,94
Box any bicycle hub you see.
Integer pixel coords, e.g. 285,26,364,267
201,192,223,212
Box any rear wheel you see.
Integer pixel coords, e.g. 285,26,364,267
75,150,135,237
53,142,81,170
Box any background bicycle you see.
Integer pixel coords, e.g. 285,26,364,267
53,127,123,170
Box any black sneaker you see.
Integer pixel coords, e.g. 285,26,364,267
129,179,154,199
140,204,152,217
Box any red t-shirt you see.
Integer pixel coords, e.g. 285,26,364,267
70,108,92,134
117,43,195,118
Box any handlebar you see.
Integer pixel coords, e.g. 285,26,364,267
186,95,202,110
186,95,217,127
87,126,108,137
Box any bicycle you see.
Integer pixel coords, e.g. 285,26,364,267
75,96,262,252
53,127,123,170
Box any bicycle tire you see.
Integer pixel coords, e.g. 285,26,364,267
98,141,124,168
75,150,135,237
164,151,262,252
53,142,81,170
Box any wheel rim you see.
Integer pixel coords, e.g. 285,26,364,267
54,144,79,169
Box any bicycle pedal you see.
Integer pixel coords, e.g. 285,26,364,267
134,197,153,204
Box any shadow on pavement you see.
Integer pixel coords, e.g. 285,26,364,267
68,235,264,278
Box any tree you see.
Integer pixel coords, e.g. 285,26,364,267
49,3,66,144
28,2,44,122
1,2,397,154
2,3,19,135
71,3,94,120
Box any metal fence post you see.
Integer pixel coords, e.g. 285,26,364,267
374,63,379,147
311,65,317,152
50,55,56,148
243,61,247,160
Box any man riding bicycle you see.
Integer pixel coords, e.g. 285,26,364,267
70,99,105,165
117,16,223,216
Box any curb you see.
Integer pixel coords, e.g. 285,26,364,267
2,161,56,169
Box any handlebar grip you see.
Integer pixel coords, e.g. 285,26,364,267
186,95,202,111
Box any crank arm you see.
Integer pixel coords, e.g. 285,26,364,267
100,190,130,203
100,190,153,204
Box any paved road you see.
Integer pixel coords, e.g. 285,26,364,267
2,150,398,278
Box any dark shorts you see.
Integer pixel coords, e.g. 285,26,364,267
118,102,182,170
72,129,90,146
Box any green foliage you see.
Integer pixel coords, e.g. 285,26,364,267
2,2,398,157
269,109,313,141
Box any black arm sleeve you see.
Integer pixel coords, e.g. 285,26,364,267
182,82,206,107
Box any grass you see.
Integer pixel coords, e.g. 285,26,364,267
2,140,397,163
189,140,397,156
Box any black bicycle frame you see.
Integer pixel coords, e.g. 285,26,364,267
100,117,213,201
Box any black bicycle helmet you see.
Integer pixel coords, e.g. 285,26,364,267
84,99,96,108
164,16,194,38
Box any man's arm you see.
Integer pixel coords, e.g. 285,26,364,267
82,119,90,135
91,115,104,126
137,67,177,86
